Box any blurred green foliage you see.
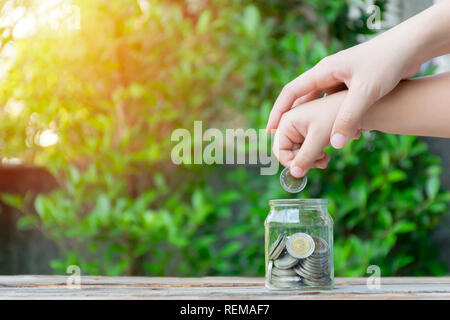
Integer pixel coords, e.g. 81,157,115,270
0,0,448,276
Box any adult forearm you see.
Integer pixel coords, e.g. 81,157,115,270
417,1,450,60
392,0,450,64
362,72,450,138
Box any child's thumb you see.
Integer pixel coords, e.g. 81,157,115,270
289,129,326,178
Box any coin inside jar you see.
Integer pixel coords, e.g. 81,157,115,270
269,234,287,260
311,236,329,255
271,266,298,277
280,167,307,193
273,252,298,269
286,233,315,259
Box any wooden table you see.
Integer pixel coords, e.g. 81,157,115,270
0,276,449,299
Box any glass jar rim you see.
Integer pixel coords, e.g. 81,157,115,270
268,198,328,206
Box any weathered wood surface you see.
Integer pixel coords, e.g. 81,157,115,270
0,276,449,299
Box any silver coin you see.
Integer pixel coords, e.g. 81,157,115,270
267,260,273,281
269,234,283,256
271,246,286,261
271,266,298,277
298,261,328,277
303,257,329,267
301,260,329,271
311,252,329,258
303,255,329,264
294,263,324,279
269,234,287,260
272,275,302,282
306,258,329,266
311,236,329,255
307,253,329,259
274,253,298,269
271,274,302,286
286,233,315,259
293,264,313,279
302,278,331,287
271,278,301,288
303,275,330,282
298,265,326,278
309,253,329,260
280,167,307,193
305,254,329,261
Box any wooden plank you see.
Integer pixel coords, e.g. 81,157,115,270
0,276,449,299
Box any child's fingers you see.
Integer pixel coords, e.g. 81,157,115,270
317,151,327,160
272,126,305,169
313,153,330,169
289,128,328,178
285,150,329,169
352,129,362,140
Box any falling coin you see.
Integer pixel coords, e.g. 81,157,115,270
286,233,315,259
280,167,307,193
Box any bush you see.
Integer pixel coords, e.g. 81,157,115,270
0,0,448,276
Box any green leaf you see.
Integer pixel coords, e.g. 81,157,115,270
68,165,80,184
392,221,416,234
196,10,211,35
392,255,414,272
387,170,406,183
220,241,242,257
0,193,24,208
17,215,38,230
427,165,442,176
225,224,249,237
242,5,260,36
377,208,393,228
426,176,440,199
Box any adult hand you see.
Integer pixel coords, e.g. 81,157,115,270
267,34,421,149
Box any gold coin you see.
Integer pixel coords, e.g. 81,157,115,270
286,233,315,259
290,237,311,255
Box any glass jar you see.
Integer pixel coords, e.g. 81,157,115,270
265,199,334,290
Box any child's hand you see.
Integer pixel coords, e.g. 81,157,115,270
273,90,357,178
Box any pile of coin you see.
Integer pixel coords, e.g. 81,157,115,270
267,232,331,288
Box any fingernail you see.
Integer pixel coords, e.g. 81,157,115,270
290,166,304,178
331,133,348,149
